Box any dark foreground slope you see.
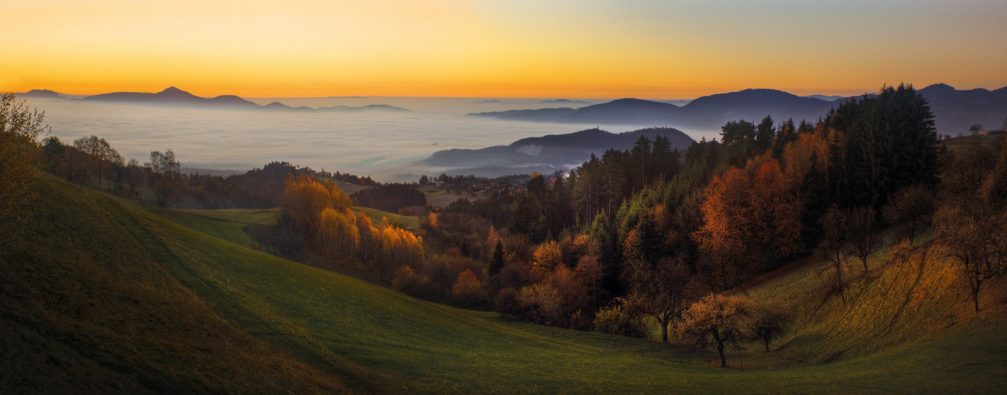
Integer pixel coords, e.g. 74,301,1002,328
2,175,1006,393
0,175,350,393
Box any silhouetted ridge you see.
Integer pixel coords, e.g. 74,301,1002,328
77,87,408,112
425,127,693,177
470,84,1007,135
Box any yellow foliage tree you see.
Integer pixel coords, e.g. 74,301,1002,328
281,175,426,279
318,207,359,258
532,241,563,275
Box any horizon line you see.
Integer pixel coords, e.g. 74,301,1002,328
14,81,1006,102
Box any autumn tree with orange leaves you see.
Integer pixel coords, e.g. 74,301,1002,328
693,154,803,288
680,293,755,368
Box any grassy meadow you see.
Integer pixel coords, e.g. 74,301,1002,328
2,174,1004,393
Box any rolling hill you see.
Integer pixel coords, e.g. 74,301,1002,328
918,83,1007,135
20,89,66,99
425,127,694,177
468,90,834,129
470,84,1007,135
2,174,1005,393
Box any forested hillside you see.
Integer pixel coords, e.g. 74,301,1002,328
1,167,1004,393
406,85,1004,338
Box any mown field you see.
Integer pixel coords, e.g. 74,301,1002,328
2,174,1005,393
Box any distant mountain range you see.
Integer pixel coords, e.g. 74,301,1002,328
17,84,1007,134
318,104,409,112
19,87,409,112
917,83,1007,135
85,87,261,108
804,94,845,102
468,90,837,131
470,84,1007,135
539,99,593,104
425,127,694,177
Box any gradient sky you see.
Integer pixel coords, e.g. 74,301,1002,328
3,0,1006,98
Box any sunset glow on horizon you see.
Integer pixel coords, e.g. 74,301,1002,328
3,0,1006,99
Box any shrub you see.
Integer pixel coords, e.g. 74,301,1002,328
593,296,648,338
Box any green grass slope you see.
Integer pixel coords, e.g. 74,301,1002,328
0,176,348,393
420,185,478,209
741,232,1007,372
3,174,1006,393
158,208,279,246
355,206,419,229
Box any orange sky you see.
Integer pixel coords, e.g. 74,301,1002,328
3,0,1006,98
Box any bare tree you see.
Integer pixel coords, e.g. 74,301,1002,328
626,256,696,343
883,185,935,245
73,135,122,187
123,159,145,199
846,206,879,274
820,206,848,303
148,150,181,205
935,199,1007,312
937,143,1007,312
752,305,789,352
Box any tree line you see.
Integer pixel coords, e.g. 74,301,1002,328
401,85,1005,366
349,183,427,213
39,132,381,209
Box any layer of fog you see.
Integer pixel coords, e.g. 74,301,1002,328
27,97,718,182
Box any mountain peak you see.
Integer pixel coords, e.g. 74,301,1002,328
157,86,189,94
23,89,63,99
607,98,656,105
734,88,799,98
922,83,955,92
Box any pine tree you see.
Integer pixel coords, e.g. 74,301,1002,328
489,239,505,276
755,116,776,153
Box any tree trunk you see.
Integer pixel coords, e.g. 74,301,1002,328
973,286,981,312
660,319,669,343
713,329,727,368
764,337,770,352
834,257,846,304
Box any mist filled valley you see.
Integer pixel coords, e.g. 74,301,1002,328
3,1,1007,394
27,96,616,181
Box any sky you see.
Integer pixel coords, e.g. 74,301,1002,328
2,0,1006,99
